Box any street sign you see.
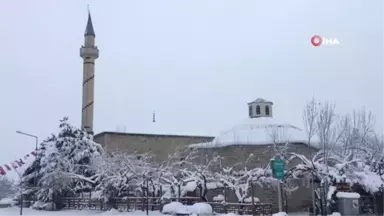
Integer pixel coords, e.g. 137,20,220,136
272,159,285,180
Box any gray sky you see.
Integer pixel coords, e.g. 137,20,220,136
0,0,383,173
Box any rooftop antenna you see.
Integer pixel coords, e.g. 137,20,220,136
153,111,156,123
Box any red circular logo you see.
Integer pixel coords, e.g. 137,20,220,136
311,35,322,47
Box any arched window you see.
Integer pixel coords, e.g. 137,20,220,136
256,105,261,115
249,106,253,116
265,105,270,115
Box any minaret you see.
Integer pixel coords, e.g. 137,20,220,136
80,10,99,134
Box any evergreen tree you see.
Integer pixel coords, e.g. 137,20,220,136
22,117,103,203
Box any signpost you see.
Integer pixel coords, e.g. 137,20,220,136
272,158,285,212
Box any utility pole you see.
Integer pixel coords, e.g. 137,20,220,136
16,130,38,203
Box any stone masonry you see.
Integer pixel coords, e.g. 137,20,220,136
94,131,214,161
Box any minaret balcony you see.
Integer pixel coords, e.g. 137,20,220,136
80,46,99,59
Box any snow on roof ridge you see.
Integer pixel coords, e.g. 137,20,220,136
248,98,273,104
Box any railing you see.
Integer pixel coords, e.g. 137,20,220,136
208,202,272,215
359,195,379,215
61,197,272,216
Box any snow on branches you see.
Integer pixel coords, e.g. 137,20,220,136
93,152,158,201
22,117,103,202
287,98,384,195
157,147,222,201
215,154,275,203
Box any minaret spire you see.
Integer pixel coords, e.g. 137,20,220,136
85,6,95,36
80,9,99,134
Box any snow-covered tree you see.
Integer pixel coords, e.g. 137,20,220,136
0,176,16,199
159,147,222,201
216,154,275,203
22,117,103,203
289,98,384,214
93,152,156,202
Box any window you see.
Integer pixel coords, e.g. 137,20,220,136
249,106,253,116
265,106,270,115
256,105,261,115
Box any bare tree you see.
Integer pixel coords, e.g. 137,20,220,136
0,176,16,199
302,97,319,214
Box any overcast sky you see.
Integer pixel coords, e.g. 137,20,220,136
0,0,383,175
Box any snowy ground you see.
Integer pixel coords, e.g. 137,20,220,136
0,207,309,216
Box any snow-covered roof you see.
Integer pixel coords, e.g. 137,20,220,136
248,98,273,104
189,117,310,148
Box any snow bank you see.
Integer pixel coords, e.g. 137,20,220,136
0,198,15,205
330,212,341,216
189,202,213,215
217,213,238,216
273,212,288,216
101,208,123,215
162,202,189,214
32,201,56,211
162,202,213,215
336,192,360,199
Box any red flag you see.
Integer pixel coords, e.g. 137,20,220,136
15,159,25,167
4,165,11,171
31,151,37,156
0,166,6,175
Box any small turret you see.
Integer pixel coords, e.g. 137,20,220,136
247,98,273,118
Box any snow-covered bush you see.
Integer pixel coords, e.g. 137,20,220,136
22,117,103,204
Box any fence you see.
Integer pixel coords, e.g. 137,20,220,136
359,196,380,216
61,196,273,215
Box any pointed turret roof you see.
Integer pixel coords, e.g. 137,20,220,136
84,11,95,36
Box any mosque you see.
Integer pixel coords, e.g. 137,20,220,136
80,12,314,212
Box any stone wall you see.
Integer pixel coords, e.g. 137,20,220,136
93,131,214,161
